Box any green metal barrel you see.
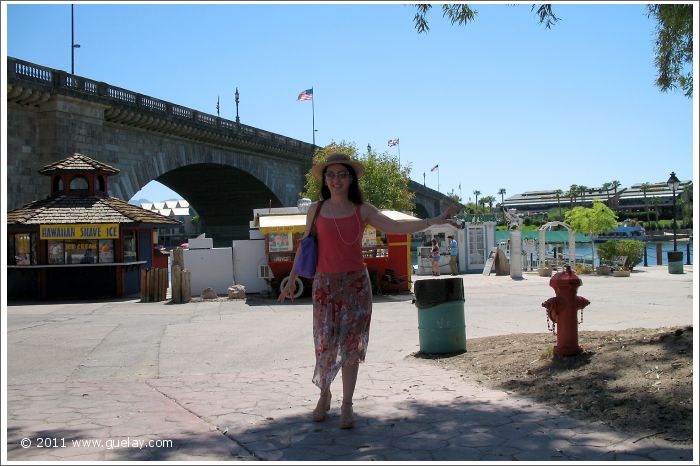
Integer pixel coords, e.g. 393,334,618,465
414,278,466,353
668,251,684,274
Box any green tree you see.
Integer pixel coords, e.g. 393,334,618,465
482,195,496,214
647,4,693,98
446,189,462,204
565,200,619,267
497,188,506,207
300,141,415,213
472,190,481,212
578,185,589,206
413,4,559,33
568,184,579,208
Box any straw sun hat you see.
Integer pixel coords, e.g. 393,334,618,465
310,153,365,180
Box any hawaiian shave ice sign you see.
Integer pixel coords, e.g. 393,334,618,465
40,224,119,240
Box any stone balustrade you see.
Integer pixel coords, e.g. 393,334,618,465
7,56,314,156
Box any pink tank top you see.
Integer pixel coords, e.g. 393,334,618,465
316,205,366,273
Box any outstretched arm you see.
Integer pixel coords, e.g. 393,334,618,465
362,203,461,234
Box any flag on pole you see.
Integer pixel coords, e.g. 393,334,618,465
431,164,439,172
216,96,220,116
297,88,313,101
388,138,399,147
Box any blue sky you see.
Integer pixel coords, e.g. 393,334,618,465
4,1,696,205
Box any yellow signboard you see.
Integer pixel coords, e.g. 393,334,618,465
40,224,120,240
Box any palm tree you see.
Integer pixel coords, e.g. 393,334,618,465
639,182,652,224
566,187,575,209
482,195,496,214
611,180,621,211
473,190,481,212
497,188,506,208
578,185,589,206
554,189,563,221
569,184,579,208
601,182,612,206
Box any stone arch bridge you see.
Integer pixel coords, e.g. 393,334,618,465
7,57,452,245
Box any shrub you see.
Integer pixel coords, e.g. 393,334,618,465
597,241,618,266
617,240,645,268
598,240,644,268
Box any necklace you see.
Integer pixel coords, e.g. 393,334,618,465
328,202,363,246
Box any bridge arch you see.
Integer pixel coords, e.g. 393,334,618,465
125,159,288,246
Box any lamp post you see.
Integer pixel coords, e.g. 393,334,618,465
71,5,81,75
667,171,679,252
234,87,240,124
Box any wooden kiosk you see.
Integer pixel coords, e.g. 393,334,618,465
6,153,180,300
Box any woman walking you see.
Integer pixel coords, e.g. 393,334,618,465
278,153,459,429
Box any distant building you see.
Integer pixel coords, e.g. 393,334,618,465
140,200,202,247
501,179,692,219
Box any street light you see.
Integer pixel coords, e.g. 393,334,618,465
71,5,81,75
666,171,680,252
234,87,240,124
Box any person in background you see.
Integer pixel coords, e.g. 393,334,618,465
431,238,441,276
278,152,460,429
448,234,459,275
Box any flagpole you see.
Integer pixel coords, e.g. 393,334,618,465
311,86,315,146
397,141,401,169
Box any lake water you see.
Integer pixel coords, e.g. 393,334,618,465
411,240,693,268
553,241,693,267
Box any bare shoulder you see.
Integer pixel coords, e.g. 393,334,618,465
360,202,379,221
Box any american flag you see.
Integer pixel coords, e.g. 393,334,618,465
431,164,439,172
388,138,399,146
216,96,220,116
297,88,313,101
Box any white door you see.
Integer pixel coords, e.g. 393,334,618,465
468,227,485,268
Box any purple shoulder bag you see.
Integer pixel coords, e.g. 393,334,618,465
293,201,324,279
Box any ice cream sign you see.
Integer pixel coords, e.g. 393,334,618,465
40,223,120,240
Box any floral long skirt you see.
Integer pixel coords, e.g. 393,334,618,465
312,267,373,389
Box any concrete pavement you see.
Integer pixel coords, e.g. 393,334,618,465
4,265,696,462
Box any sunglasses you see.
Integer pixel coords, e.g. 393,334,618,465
324,171,351,180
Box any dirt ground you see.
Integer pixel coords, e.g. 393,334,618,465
414,326,694,444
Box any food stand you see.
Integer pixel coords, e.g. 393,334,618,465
256,209,416,297
6,153,180,300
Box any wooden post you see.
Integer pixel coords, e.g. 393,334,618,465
140,268,147,302
153,269,158,301
150,268,157,302
160,268,167,301
656,242,663,266
172,264,182,304
182,269,191,303
173,247,184,268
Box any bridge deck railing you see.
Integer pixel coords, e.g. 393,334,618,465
8,56,313,154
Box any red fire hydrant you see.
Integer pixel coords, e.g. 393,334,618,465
541,265,590,357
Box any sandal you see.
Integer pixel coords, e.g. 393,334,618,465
339,401,354,429
312,391,331,422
